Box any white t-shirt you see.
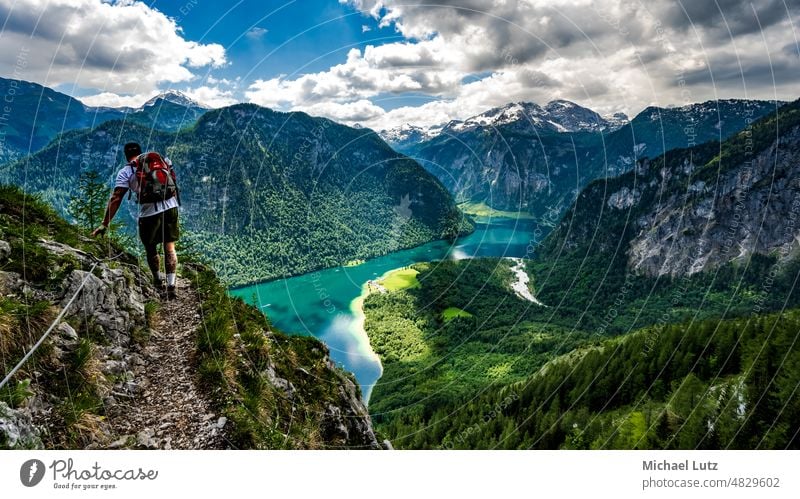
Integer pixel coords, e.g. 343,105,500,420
115,159,179,218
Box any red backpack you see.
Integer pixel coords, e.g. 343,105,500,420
129,151,179,204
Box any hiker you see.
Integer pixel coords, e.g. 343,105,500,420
92,142,181,300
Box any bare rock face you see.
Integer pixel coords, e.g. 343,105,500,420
627,125,800,277
61,267,148,344
0,239,10,260
320,363,381,449
607,187,640,210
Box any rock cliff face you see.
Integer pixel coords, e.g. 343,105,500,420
627,125,800,276
0,186,379,449
540,99,800,278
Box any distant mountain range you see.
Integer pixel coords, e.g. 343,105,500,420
2,103,470,285
382,98,784,221
0,78,208,164
380,100,629,151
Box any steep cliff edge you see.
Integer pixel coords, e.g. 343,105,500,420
0,185,379,449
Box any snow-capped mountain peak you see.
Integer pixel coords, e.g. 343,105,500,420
604,112,630,130
142,90,209,110
446,100,622,134
380,100,632,150
379,122,446,151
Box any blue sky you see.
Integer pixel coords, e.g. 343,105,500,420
153,0,395,84
0,0,797,130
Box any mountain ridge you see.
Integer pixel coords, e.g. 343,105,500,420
0,78,209,165
395,98,783,221
539,97,800,278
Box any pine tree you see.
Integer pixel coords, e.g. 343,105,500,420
68,170,107,230
68,170,134,250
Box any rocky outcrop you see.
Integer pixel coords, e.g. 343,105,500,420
0,237,155,448
607,187,640,210
321,364,380,448
0,401,41,449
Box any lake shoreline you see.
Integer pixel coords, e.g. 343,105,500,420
226,231,469,291
229,215,546,405
349,280,385,405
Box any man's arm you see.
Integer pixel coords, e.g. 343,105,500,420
91,187,128,236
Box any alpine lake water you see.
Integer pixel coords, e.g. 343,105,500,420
229,215,550,402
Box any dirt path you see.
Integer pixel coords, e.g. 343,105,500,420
103,277,228,449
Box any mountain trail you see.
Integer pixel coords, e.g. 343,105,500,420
103,276,228,449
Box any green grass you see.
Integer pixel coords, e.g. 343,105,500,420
458,201,535,220
379,267,420,291
442,306,473,322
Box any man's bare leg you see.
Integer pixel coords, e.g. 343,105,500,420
165,241,178,299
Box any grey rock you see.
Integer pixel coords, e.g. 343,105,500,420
101,360,127,376
321,361,381,449
0,402,42,449
108,435,132,449
0,239,10,260
262,365,296,398
56,322,78,341
627,125,800,277
136,428,158,449
0,271,23,294
607,187,640,210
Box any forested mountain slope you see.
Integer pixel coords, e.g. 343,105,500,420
0,78,206,164
2,104,471,285
402,99,781,221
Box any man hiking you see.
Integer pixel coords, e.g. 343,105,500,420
92,142,181,300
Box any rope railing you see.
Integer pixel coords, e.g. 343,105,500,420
0,241,131,392
0,262,100,391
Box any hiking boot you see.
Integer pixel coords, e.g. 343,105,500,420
166,285,178,301
154,278,167,296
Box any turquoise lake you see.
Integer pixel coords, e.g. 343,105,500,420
229,216,547,402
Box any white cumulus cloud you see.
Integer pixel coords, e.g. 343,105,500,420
0,0,227,95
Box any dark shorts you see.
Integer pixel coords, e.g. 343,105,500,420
138,207,179,247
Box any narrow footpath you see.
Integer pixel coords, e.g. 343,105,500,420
103,277,228,449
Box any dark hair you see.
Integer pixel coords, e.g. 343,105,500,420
124,142,142,160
